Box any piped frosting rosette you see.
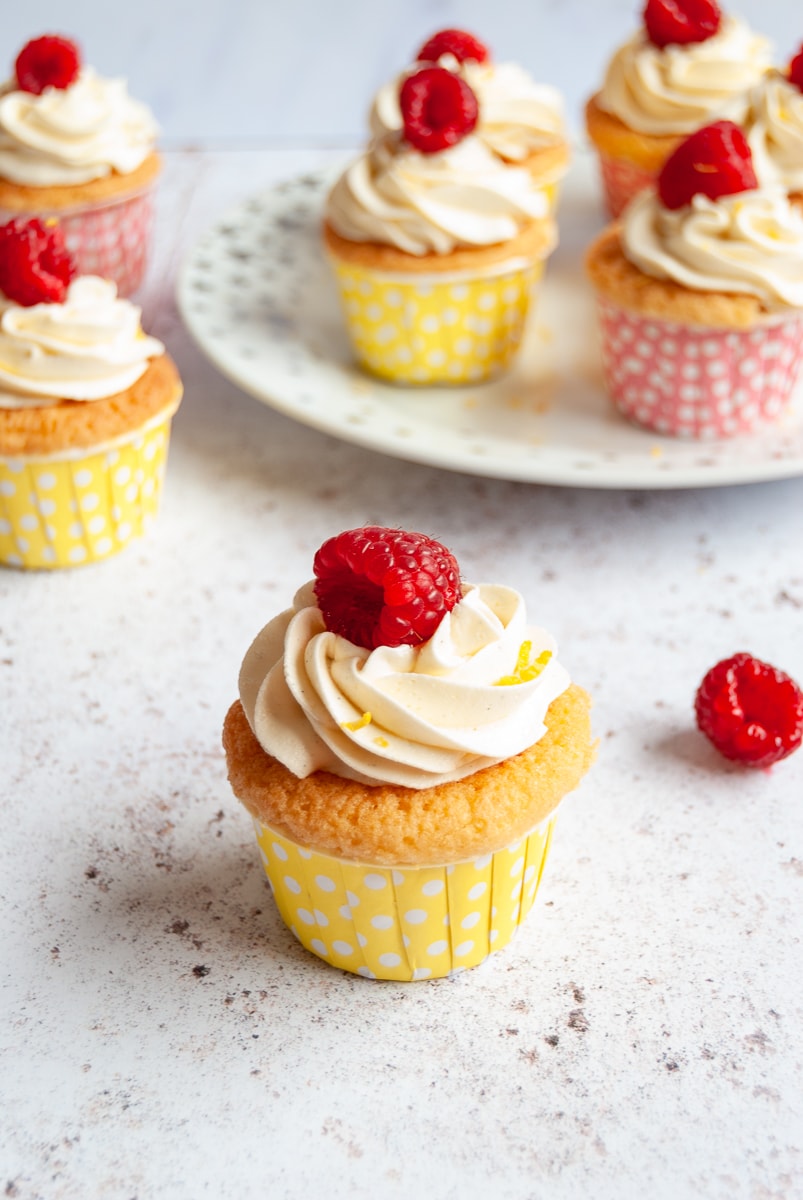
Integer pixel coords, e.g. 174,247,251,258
0,276,163,407
240,580,570,789
598,16,770,137
747,71,803,198
0,67,157,187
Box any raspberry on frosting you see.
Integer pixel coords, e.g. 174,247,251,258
416,29,490,65
643,0,722,50
313,527,462,650
695,653,803,768
14,35,81,95
658,120,757,210
0,218,76,307
399,65,479,154
788,43,803,93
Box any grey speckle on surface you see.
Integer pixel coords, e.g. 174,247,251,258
2,149,803,1200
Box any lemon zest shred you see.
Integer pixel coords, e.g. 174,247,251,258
373,736,389,749
341,711,372,732
494,644,552,686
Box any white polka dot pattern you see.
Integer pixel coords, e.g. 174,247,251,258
252,816,557,981
330,258,545,385
597,154,657,220
597,300,803,439
0,188,156,298
0,411,175,570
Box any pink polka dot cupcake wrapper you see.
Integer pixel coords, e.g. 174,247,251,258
329,257,546,386
252,814,557,981
0,404,178,570
597,299,803,439
1,186,156,298
597,154,657,219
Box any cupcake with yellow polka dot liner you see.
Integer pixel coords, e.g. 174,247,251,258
324,64,556,385
0,34,160,296
746,43,803,211
0,217,182,569
585,0,770,218
369,28,570,213
586,121,803,439
223,526,595,982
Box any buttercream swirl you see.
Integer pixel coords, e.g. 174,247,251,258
747,72,803,193
370,57,567,165
239,581,571,790
326,132,550,256
0,67,157,187
622,186,803,309
0,276,164,409
598,16,771,136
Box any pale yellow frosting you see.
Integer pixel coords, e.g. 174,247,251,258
326,132,549,256
239,581,571,790
622,186,803,309
598,16,771,136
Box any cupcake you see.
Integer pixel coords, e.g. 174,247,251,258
223,526,594,982
746,46,803,208
585,0,770,217
325,65,556,385
0,218,182,569
370,28,570,210
0,35,160,295
586,121,803,439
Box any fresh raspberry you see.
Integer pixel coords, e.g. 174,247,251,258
0,218,76,307
400,66,479,155
15,35,81,95
416,29,490,65
658,120,757,210
695,653,803,768
313,527,462,650
788,43,803,93
643,0,721,49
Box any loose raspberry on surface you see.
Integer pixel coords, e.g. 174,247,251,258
400,66,479,154
15,35,81,95
416,29,490,65
789,43,803,93
0,218,76,307
694,653,803,768
313,527,462,650
643,0,721,49
658,120,757,210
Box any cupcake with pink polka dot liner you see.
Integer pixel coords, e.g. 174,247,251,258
0,217,182,569
0,34,160,297
586,120,803,438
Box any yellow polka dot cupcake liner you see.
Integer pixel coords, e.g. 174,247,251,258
330,259,545,385
0,406,178,570
253,814,557,981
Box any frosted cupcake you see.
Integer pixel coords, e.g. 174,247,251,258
586,121,803,438
325,65,556,385
223,526,594,981
747,46,803,208
585,0,770,217
0,35,160,295
0,218,182,568
370,28,570,210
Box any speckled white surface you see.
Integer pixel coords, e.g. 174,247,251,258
2,150,803,1200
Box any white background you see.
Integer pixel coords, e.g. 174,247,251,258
4,0,801,144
